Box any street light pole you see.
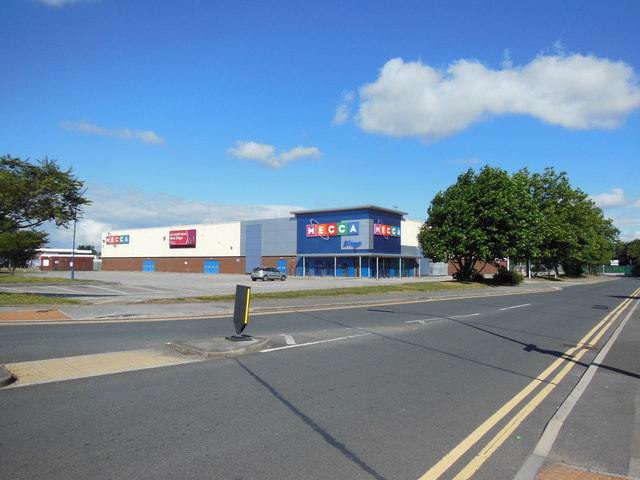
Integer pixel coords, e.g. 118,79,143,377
71,211,77,280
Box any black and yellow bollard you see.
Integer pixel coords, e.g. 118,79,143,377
226,285,252,341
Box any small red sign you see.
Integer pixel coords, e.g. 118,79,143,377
169,229,196,248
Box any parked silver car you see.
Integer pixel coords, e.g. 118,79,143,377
251,266,286,281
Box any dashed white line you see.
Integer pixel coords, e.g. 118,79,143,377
86,285,130,295
46,285,86,294
261,333,370,353
500,303,531,311
406,318,446,325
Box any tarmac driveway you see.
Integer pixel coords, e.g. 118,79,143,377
1,270,449,304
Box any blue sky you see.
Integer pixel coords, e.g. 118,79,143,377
2,0,639,249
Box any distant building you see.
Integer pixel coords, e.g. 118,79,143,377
31,248,95,272
101,205,435,277
100,205,505,277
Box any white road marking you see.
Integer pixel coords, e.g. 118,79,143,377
46,285,85,294
0,286,24,293
282,334,296,345
261,333,370,353
500,303,531,311
406,317,446,325
85,285,130,295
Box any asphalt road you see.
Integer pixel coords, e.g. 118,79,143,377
1,277,638,479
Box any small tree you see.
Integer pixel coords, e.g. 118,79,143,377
78,244,99,256
0,155,90,234
626,239,640,265
0,230,48,274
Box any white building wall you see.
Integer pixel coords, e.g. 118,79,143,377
401,218,422,247
101,222,241,258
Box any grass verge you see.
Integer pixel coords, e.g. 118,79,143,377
0,270,84,306
0,270,79,284
143,281,487,304
0,293,82,306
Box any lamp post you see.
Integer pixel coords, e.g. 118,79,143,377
70,211,77,280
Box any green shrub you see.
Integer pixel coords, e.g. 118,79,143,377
493,268,524,285
632,264,640,277
561,261,585,277
471,272,485,283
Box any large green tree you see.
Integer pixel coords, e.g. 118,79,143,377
0,154,90,234
419,166,618,281
521,167,618,275
618,239,640,266
0,229,48,274
418,166,541,281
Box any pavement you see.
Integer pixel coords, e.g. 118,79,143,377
1,271,639,479
514,278,640,480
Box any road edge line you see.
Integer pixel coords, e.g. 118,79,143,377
512,289,640,480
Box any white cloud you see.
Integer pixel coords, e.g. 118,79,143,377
333,104,351,126
227,140,321,168
43,184,305,250
608,216,640,242
61,120,165,144
621,231,640,242
35,0,98,6
590,188,640,242
591,188,640,209
591,188,629,209
352,53,640,142
333,90,355,125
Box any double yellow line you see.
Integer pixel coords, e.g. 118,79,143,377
419,285,640,480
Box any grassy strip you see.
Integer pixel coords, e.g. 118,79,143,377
0,271,85,305
144,281,487,304
0,292,82,306
0,270,79,284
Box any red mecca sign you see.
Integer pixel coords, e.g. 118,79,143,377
373,223,401,237
106,234,130,245
169,229,197,248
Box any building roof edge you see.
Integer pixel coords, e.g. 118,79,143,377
291,205,408,217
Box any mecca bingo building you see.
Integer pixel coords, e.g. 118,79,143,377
101,206,441,277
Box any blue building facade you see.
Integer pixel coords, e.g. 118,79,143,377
292,206,419,278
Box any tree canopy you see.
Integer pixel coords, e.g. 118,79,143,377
0,229,48,274
0,154,90,234
617,239,640,266
418,166,619,280
418,166,542,280
521,167,618,275
627,240,640,264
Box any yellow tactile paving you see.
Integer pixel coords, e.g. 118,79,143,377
537,463,633,480
3,348,200,387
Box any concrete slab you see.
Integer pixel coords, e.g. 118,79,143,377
0,366,16,387
169,336,269,358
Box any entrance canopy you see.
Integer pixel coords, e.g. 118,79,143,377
297,253,421,278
